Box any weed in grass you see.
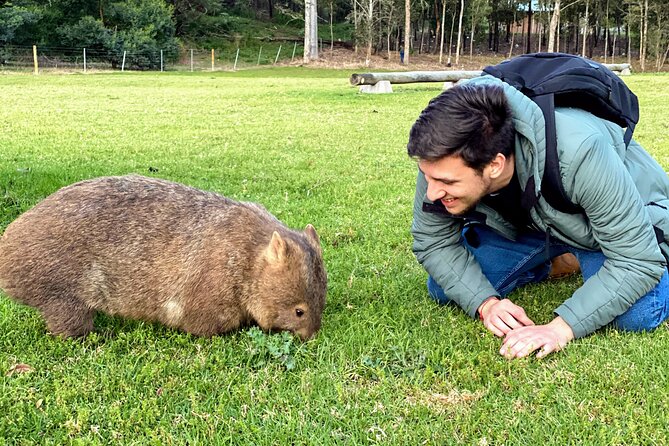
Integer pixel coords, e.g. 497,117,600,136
246,327,298,371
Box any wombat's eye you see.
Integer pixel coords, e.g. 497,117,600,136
295,308,304,317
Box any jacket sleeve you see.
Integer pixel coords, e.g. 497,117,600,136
411,169,499,318
554,135,667,338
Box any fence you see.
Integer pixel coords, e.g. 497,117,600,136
0,43,305,73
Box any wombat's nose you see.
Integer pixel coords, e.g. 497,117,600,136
297,328,316,341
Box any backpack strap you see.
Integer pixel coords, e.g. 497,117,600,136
533,94,582,214
623,124,635,146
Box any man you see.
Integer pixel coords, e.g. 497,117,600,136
408,77,669,359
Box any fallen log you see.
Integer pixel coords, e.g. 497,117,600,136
350,71,482,86
602,63,632,72
350,63,632,86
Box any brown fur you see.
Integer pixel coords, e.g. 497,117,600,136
0,175,327,340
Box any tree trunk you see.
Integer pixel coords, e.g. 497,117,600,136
404,0,411,64
639,0,648,72
526,0,532,54
581,0,588,57
354,0,358,54
386,6,394,59
448,9,456,64
469,2,477,58
366,0,373,65
330,1,334,54
419,10,426,54
537,15,543,52
439,0,447,63
556,15,560,52
627,20,631,65
490,0,500,52
508,10,516,58
604,0,609,62
455,0,465,64
303,0,318,62
434,0,442,55
304,0,311,62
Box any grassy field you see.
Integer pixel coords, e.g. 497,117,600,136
1,69,669,445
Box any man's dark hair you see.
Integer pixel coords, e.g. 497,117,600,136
407,83,515,172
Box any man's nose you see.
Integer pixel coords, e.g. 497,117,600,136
426,180,445,202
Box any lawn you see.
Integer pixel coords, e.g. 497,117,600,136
1,68,669,444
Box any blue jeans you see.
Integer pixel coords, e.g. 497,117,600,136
427,226,669,332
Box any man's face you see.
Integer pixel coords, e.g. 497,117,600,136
419,155,493,216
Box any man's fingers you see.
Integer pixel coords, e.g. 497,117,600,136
486,323,505,338
508,307,535,326
499,312,524,330
501,336,542,359
536,343,556,359
490,315,515,336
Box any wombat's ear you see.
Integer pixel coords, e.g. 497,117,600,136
304,224,322,251
264,231,287,264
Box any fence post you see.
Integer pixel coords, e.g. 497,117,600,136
291,42,297,62
211,49,214,71
190,49,193,72
274,45,282,64
122,51,126,72
234,48,240,71
160,50,163,72
83,48,87,73
33,45,38,75
257,46,262,65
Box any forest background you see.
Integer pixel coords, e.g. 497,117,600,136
1,0,668,72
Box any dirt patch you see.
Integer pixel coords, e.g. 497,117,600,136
287,46,660,73
284,47,506,72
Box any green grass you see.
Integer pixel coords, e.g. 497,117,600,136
1,69,669,444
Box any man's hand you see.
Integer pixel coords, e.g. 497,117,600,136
499,316,575,359
478,298,534,337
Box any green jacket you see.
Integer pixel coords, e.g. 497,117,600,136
411,75,669,338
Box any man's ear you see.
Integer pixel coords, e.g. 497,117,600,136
488,153,507,179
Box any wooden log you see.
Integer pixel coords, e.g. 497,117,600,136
350,71,482,86
603,63,631,72
350,63,632,86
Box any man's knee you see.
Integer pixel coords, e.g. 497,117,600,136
612,275,669,332
612,312,667,332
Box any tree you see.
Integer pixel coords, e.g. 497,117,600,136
404,0,410,63
106,0,179,69
304,0,318,61
455,0,464,64
0,5,40,45
526,0,532,53
469,0,491,57
581,0,589,56
651,0,669,70
165,0,230,38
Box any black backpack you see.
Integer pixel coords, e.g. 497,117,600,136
482,52,639,214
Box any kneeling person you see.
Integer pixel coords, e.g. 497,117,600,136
408,79,669,359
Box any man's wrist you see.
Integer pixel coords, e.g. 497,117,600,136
477,296,500,320
548,316,575,343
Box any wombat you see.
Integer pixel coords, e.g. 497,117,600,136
0,175,326,340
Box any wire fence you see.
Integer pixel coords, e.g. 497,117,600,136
0,42,306,73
